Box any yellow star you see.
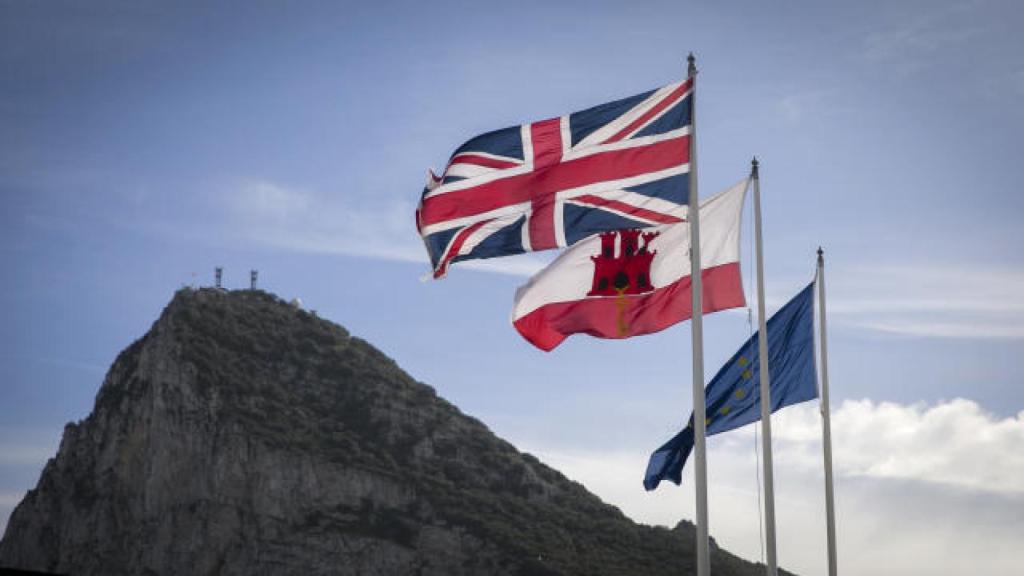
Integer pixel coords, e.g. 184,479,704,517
718,406,731,416
738,356,749,367
734,388,747,400
742,369,753,380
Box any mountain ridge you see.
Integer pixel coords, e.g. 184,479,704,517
0,287,790,576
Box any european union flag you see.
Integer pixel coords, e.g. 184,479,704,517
644,282,818,491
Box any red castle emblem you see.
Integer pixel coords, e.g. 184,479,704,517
588,229,660,297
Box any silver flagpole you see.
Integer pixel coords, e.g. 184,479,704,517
687,53,711,576
817,248,838,576
751,159,779,576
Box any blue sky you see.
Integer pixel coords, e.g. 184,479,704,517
2,1,1023,574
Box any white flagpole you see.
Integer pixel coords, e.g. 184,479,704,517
751,159,779,576
817,248,838,576
686,53,711,576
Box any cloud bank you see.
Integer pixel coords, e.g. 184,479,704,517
773,397,1024,495
525,397,1024,576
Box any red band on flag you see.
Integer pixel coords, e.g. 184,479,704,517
449,154,520,170
513,262,744,351
526,118,564,249
420,135,689,228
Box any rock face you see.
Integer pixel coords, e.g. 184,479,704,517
0,288,788,576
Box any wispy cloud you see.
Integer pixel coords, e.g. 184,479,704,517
824,263,1024,339
524,397,1024,576
0,428,62,467
218,181,1024,319
1,354,108,375
458,253,551,277
0,492,25,507
0,431,61,533
777,90,833,125
0,443,56,467
751,262,1024,340
860,5,982,75
223,180,425,263
863,26,940,68
219,179,550,278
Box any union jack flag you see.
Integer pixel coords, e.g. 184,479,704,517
416,78,693,278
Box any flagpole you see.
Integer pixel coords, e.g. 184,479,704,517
751,159,779,576
817,248,838,576
686,52,711,576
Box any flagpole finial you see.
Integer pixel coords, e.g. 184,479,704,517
687,53,697,77
751,157,759,178
817,246,824,263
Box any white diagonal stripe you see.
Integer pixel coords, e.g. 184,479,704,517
451,212,524,261
573,81,685,150
445,162,504,180
617,85,690,141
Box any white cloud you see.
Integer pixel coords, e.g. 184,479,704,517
773,398,1024,495
522,397,1024,576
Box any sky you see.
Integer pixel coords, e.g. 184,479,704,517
2,1,1023,574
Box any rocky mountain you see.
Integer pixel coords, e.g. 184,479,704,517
0,288,791,575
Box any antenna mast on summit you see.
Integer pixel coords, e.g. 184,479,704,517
215,267,223,289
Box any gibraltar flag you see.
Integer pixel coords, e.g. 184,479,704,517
512,178,748,351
